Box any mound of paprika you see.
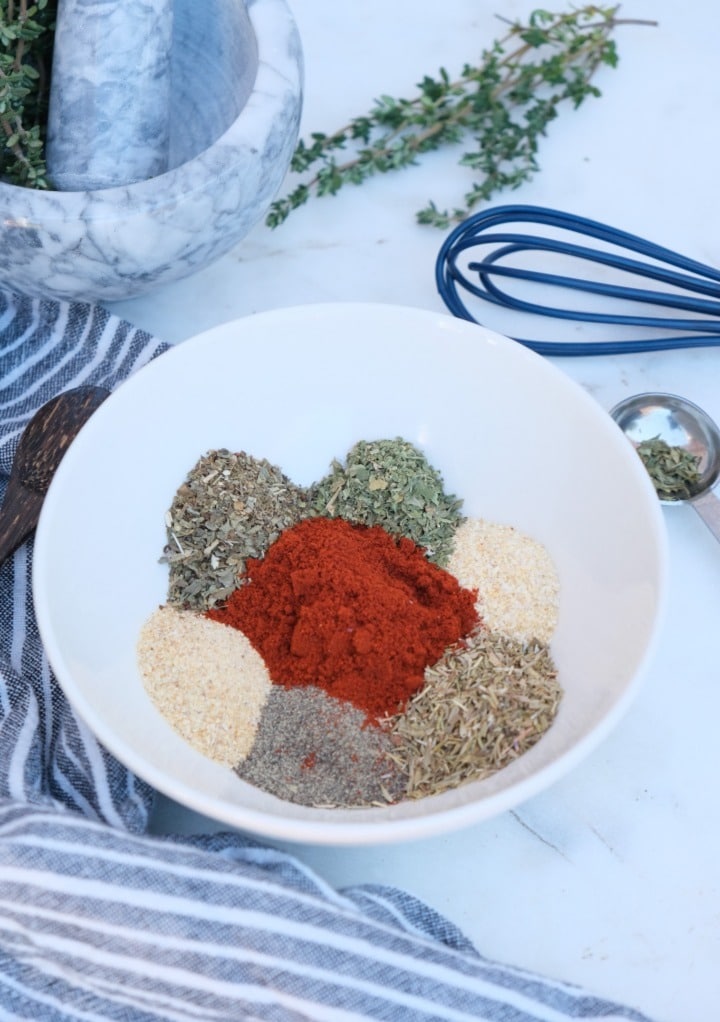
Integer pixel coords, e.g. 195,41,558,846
208,516,478,719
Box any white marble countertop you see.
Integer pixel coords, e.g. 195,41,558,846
108,3,720,1019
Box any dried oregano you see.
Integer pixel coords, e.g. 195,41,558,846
161,449,310,610
308,437,464,566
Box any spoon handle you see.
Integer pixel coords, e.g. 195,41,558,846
0,475,44,563
691,490,720,545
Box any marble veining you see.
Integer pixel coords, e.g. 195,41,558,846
169,0,258,169
46,0,175,191
0,0,303,302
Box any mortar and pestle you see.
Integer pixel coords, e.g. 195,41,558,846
0,0,303,302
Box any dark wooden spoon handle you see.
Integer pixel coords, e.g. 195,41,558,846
18,386,110,493
0,476,44,563
0,385,109,565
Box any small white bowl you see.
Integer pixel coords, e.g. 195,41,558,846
33,303,668,845
0,0,302,302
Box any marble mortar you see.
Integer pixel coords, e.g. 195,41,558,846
0,0,303,303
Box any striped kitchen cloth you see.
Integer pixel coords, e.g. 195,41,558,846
0,290,166,827
0,290,657,1021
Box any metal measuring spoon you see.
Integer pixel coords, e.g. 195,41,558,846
0,385,110,565
610,392,720,543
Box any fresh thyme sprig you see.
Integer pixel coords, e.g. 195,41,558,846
0,0,56,189
267,6,655,230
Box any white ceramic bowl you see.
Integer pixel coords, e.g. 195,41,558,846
33,303,668,845
0,0,302,303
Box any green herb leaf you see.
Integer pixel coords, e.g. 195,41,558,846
267,6,656,229
635,436,703,501
308,437,464,565
0,0,56,188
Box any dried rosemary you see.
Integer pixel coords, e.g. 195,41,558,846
309,437,463,566
635,436,702,501
386,629,561,799
161,449,310,610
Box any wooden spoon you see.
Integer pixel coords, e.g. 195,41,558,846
0,385,110,564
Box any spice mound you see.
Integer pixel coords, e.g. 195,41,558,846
161,448,310,610
447,518,559,644
236,686,406,807
309,437,463,566
208,516,478,720
138,606,271,768
138,437,563,809
387,630,562,799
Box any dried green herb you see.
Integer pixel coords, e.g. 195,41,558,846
0,0,56,188
161,449,310,610
635,436,702,501
308,437,464,566
267,6,655,230
386,629,561,799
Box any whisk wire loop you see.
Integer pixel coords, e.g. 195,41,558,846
436,205,720,355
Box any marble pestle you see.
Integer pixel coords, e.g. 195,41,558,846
46,0,174,191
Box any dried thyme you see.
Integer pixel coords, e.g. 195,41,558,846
386,629,561,799
635,435,702,501
161,449,310,610
308,437,463,565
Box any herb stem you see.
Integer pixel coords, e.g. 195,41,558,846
267,5,656,230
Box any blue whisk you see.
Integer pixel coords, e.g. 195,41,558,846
435,205,720,356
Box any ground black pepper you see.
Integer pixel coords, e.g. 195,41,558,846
235,686,407,807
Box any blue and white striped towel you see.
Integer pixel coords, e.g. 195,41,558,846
0,290,656,1021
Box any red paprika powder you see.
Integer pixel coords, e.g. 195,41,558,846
207,516,479,719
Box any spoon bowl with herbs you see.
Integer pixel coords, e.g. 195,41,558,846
610,392,720,543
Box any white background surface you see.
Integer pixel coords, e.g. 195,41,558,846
109,3,720,1020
